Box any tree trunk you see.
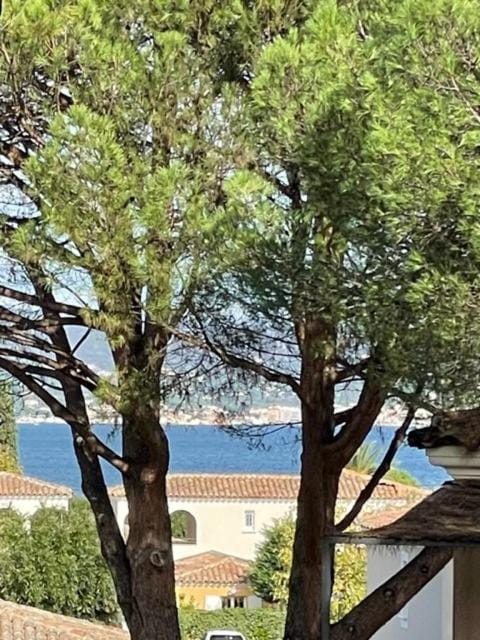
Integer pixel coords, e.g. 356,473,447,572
284,415,339,640
284,317,339,640
71,429,134,626
123,412,180,640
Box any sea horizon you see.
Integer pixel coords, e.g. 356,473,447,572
15,421,448,494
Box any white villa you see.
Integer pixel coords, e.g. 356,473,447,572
109,471,425,561
0,472,72,515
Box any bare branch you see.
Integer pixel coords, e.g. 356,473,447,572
167,323,302,396
0,348,98,391
0,357,127,472
0,327,101,388
336,405,417,531
0,285,90,318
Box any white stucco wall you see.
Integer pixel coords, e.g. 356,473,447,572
0,496,70,517
367,546,453,640
112,496,296,560
112,496,420,561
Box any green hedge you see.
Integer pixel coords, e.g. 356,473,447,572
179,609,285,640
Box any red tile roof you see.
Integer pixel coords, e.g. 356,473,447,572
359,506,416,530
109,471,427,502
175,551,250,587
0,599,127,639
0,472,72,497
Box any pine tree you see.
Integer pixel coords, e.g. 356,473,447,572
2,2,480,640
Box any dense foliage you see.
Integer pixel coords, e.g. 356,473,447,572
0,501,118,622
2,1,480,638
0,380,19,473
249,517,365,620
179,609,285,640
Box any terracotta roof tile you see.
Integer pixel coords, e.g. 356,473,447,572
0,473,72,498
175,551,250,586
109,471,427,502
359,506,417,530
0,599,127,639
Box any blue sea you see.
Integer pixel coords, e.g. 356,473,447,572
17,422,448,494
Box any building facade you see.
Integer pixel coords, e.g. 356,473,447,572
110,472,426,561
175,550,262,610
0,472,72,516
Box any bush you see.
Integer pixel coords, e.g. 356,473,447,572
385,468,420,486
249,516,365,620
179,609,285,640
0,500,118,622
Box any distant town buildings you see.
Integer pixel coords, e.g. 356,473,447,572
18,395,429,428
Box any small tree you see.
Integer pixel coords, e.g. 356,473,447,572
0,380,19,472
250,517,365,621
249,517,295,607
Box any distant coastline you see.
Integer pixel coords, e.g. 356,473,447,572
17,402,429,428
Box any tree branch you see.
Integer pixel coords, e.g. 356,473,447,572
71,429,133,625
0,327,101,388
0,357,127,472
169,323,302,396
0,285,90,318
336,406,417,531
335,357,370,383
329,374,386,464
0,348,98,391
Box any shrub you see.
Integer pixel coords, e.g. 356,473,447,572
179,609,285,640
0,500,118,622
249,516,365,620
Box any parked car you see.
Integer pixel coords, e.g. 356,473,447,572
202,630,246,640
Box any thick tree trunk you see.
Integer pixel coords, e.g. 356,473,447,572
284,409,339,640
123,412,180,640
284,318,339,640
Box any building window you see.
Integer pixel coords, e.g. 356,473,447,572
221,596,246,609
244,510,255,532
171,510,197,544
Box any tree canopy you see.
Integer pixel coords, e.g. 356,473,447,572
2,1,480,639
